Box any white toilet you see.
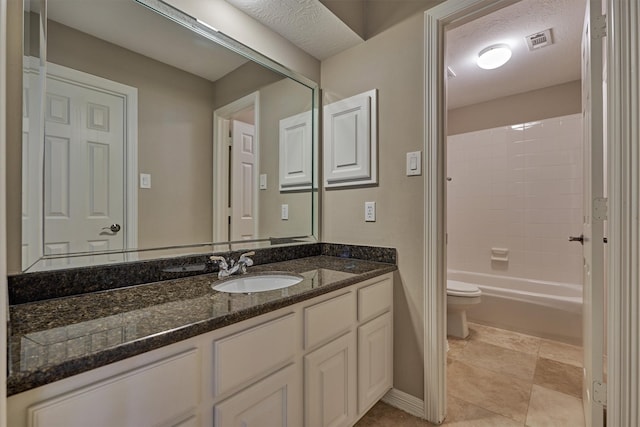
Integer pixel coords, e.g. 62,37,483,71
447,280,482,339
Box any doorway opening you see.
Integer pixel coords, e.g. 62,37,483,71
424,0,606,425
212,91,260,243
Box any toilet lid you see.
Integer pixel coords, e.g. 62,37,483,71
447,281,482,297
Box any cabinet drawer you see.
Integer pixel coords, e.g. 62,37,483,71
27,349,198,427
214,313,296,397
304,292,356,350
358,276,392,323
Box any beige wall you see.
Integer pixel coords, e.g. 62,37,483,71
258,78,314,238
321,12,426,399
448,80,581,135
212,61,283,110
165,0,320,83
47,21,216,250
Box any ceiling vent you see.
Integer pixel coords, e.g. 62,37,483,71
525,29,553,51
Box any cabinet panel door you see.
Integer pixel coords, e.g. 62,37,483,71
214,364,301,427
304,333,357,427
358,312,392,413
28,349,199,427
214,313,296,397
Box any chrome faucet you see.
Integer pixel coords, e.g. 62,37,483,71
210,251,255,278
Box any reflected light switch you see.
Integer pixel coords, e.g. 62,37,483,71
140,173,151,189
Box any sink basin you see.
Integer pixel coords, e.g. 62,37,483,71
212,273,303,294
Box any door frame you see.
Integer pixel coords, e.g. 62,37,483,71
422,1,519,422
42,63,138,254
1,0,8,424
605,2,640,425
424,0,639,425
212,91,260,243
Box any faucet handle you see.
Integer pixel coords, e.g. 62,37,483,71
239,251,254,272
209,255,228,270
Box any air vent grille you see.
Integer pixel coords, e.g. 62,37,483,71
526,29,553,50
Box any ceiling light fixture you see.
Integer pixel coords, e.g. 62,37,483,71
477,44,512,70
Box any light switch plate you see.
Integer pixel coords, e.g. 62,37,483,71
406,151,422,176
140,173,151,189
259,174,267,190
281,204,289,220
365,201,376,222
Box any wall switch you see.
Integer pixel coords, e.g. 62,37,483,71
281,204,289,220
406,151,422,176
140,173,151,189
365,201,376,222
259,174,267,190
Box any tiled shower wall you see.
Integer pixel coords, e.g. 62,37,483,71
446,113,583,285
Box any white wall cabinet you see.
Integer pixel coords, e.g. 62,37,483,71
7,273,393,427
323,90,377,188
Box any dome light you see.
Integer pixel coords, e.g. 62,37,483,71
477,44,512,70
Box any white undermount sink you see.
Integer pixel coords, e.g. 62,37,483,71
212,273,303,294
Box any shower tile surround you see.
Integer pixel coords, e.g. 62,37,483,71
6,243,397,395
447,114,583,285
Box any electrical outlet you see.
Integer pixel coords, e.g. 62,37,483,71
281,204,289,220
365,201,376,222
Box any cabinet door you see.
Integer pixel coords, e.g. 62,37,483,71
214,364,301,427
27,349,199,427
358,312,392,413
304,332,357,427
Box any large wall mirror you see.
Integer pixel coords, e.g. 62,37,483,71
21,0,318,272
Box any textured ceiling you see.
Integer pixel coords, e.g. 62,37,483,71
446,0,585,109
224,0,364,60
47,0,248,83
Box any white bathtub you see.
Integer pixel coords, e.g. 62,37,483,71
448,270,583,345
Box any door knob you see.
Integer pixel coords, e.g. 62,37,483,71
102,224,121,233
568,234,584,245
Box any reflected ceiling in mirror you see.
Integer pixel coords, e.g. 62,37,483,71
21,0,318,272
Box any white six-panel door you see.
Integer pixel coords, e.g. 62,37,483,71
231,120,257,241
44,76,125,260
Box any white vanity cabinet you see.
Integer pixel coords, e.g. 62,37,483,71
7,272,393,427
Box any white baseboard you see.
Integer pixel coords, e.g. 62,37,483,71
381,388,425,419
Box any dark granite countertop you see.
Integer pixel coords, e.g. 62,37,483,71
7,255,396,396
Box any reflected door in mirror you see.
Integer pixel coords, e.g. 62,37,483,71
231,120,257,241
43,74,125,258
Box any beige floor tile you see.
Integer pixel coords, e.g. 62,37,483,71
448,360,531,422
444,395,523,426
539,339,583,367
526,385,585,427
354,401,437,427
533,357,583,398
447,337,468,360
457,340,538,381
467,323,541,355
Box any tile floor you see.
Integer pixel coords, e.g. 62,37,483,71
355,322,585,426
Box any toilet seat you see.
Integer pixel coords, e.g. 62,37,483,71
447,280,481,297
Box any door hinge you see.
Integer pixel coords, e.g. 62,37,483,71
593,197,608,221
593,380,607,405
593,14,607,39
